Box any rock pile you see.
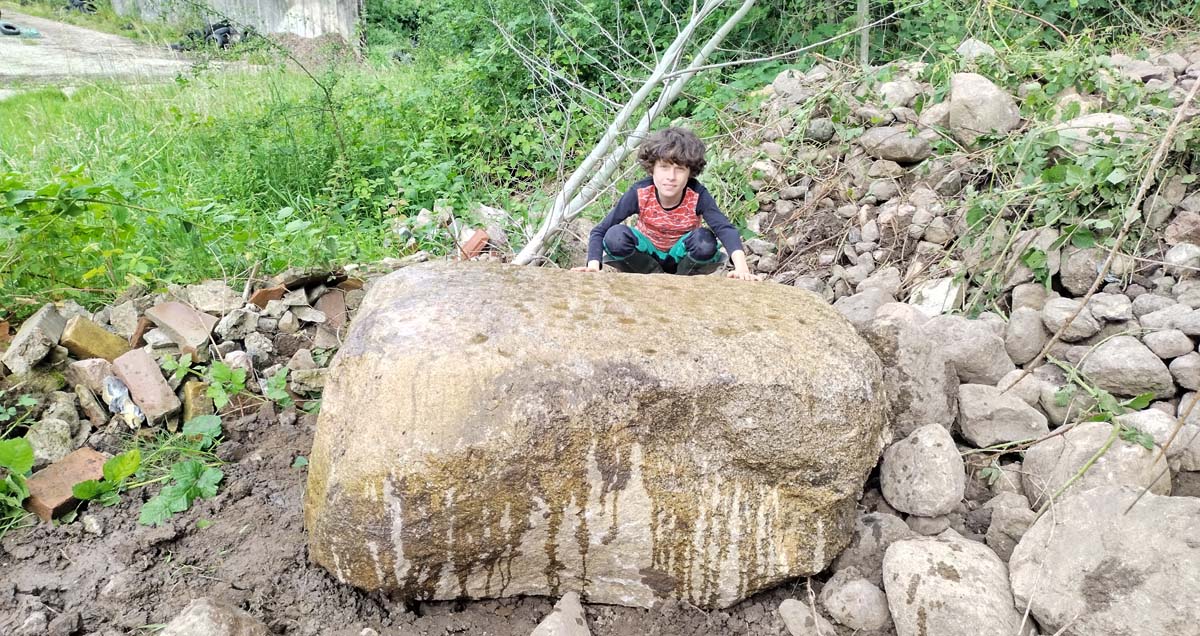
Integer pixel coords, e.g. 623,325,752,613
1,266,366,475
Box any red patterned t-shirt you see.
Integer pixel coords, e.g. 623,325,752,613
635,184,701,251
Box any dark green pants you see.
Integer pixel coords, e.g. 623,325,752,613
603,226,725,275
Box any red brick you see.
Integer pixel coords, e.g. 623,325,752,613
249,285,287,310
129,316,154,348
144,302,217,355
112,348,181,423
459,228,490,260
0,320,10,343
25,447,108,521
314,290,348,329
335,278,364,291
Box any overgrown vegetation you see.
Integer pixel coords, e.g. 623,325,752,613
2,0,1198,320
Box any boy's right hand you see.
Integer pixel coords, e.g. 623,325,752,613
571,261,601,272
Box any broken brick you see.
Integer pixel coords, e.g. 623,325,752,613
0,320,10,343
61,315,131,362
314,290,348,329
144,302,217,356
271,267,347,290
112,349,181,424
459,228,490,260
65,358,113,394
335,278,364,292
129,316,154,348
25,447,108,522
249,285,287,310
182,380,214,423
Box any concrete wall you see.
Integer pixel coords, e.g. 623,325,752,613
112,0,359,42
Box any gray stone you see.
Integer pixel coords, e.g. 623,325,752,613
214,309,259,342
1133,293,1177,317
862,313,957,437
1005,308,1049,365
833,288,895,331
805,118,835,143
108,301,140,339
530,592,590,636
1010,487,1200,636
1143,328,1195,358
158,597,268,636
1041,297,1101,341
243,333,274,367
856,266,902,296
1035,365,1096,427
778,599,836,636
1174,279,1200,307
290,369,327,394
918,101,950,129
1165,242,1200,276
883,533,1029,636
956,38,996,60
1140,303,1193,330
819,570,891,631
1175,309,1200,336
996,369,1042,406
984,505,1035,562
922,315,1015,384
26,418,74,468
1086,292,1133,322
958,384,1049,447
1052,113,1138,154
185,280,245,316
1079,335,1175,398
881,425,965,516
867,180,899,201
948,73,1021,146
287,349,318,371
3,304,66,375
879,80,922,108
832,512,913,586
1171,352,1200,390
858,126,932,163
278,311,300,334
305,262,890,609
1022,421,1171,509
1117,408,1200,471
291,306,327,324
1004,228,1061,289
906,514,951,535
224,351,253,374
1011,283,1049,312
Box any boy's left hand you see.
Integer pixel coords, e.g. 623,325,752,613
727,270,758,282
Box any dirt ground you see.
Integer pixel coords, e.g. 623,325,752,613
0,390,817,635
0,10,188,84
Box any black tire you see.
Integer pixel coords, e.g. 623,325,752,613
0,23,20,36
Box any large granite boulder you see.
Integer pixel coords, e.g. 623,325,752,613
305,263,889,609
1010,487,1200,636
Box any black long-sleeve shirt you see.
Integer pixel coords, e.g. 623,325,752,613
586,177,744,264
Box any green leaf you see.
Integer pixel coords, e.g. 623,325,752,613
1123,393,1155,411
160,482,193,512
103,449,141,484
1054,386,1075,407
0,438,34,474
72,479,108,501
171,460,206,486
182,415,222,441
138,494,175,526
292,456,309,469
196,519,213,530
98,489,121,506
1071,229,1096,248
194,468,223,499
1105,167,1129,184
16,395,37,407
1042,165,1068,183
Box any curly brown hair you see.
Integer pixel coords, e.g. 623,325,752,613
637,127,707,176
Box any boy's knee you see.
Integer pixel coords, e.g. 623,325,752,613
604,225,637,257
683,228,717,261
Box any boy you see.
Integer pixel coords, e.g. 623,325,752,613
572,127,756,281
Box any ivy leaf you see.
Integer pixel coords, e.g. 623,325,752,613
103,449,141,484
0,438,34,475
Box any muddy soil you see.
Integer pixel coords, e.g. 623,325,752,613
0,10,188,84
0,394,813,635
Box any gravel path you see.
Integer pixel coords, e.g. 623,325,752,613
0,10,189,84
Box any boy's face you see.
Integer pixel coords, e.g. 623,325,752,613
652,160,691,203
